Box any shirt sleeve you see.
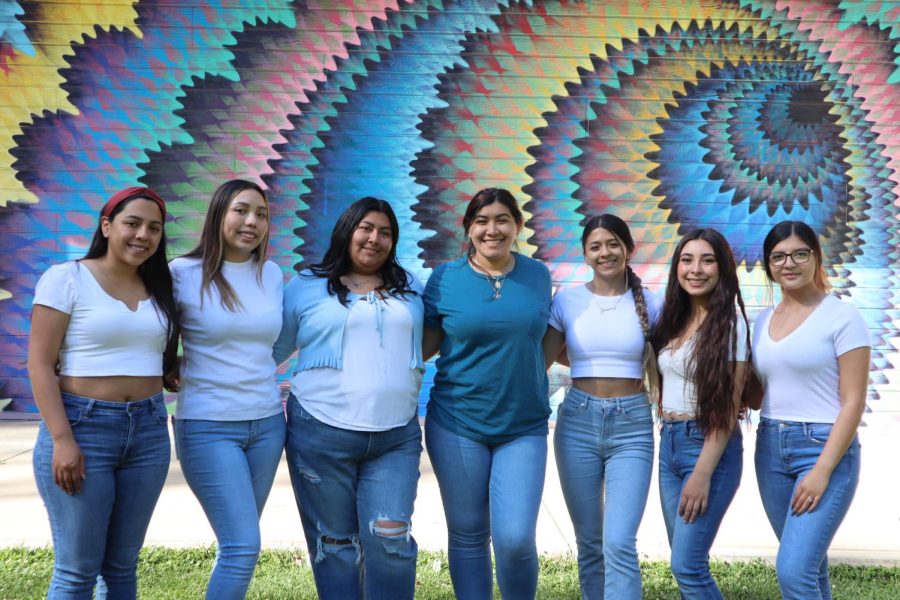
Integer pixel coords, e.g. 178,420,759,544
423,266,443,329
833,301,871,356
732,315,749,362
645,289,664,329
33,263,75,314
548,289,565,332
272,276,301,366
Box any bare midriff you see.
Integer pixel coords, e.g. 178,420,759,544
661,410,694,421
572,377,643,399
59,375,163,403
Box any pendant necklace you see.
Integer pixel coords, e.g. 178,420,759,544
589,282,627,315
470,256,513,300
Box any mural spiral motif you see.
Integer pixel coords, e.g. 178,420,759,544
1,0,898,417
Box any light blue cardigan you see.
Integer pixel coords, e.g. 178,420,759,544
272,269,425,372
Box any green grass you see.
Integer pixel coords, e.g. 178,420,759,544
1,547,899,599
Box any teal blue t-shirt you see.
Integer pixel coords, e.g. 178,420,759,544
424,253,552,445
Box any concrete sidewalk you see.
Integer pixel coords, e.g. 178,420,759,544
2,421,899,565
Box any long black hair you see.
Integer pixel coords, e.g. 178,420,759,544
653,228,751,433
84,189,180,391
309,197,415,305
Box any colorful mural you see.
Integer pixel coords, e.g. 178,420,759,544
1,1,898,425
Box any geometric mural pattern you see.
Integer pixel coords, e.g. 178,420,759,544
1,1,898,426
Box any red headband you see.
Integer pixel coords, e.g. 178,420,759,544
101,187,166,220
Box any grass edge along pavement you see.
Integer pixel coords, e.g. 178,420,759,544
2,547,900,599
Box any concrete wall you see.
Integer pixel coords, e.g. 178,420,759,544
1,1,898,427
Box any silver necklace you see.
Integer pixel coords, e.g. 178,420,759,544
469,256,512,300
589,283,627,315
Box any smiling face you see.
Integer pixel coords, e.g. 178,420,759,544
101,197,164,268
467,200,522,264
677,239,720,299
348,210,394,275
222,188,269,262
769,234,818,292
583,226,628,285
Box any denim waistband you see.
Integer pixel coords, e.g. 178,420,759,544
661,418,742,438
758,417,834,430
61,391,165,414
565,386,647,407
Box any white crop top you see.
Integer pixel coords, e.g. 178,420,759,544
548,285,662,379
32,261,168,376
659,317,748,416
753,295,870,423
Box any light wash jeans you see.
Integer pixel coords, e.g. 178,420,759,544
659,420,742,599
755,418,860,600
174,412,286,600
33,392,170,600
425,416,547,600
285,397,421,600
554,387,654,600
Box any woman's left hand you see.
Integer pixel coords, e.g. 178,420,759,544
679,472,711,524
791,467,830,515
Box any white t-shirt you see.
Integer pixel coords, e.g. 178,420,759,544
32,261,167,376
294,291,423,431
548,285,662,379
753,295,870,423
659,317,749,416
171,256,284,421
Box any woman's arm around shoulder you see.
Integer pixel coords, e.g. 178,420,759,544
421,264,448,361
272,273,307,366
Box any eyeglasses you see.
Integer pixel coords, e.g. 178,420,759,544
768,249,812,266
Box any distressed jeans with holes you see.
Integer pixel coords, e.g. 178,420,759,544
285,396,421,600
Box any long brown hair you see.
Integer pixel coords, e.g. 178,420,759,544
653,228,751,433
184,179,270,311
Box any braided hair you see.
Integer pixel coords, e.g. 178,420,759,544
582,215,659,401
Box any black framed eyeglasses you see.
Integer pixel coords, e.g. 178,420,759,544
768,249,812,266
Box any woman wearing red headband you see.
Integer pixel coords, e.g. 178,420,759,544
29,187,179,599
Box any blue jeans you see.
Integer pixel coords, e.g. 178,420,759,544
659,420,742,600
425,416,547,600
33,392,170,600
755,418,860,600
285,397,421,600
554,387,653,600
174,413,286,600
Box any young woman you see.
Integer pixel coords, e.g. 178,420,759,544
273,197,424,600
423,187,552,599
654,228,751,599
753,221,870,600
541,214,662,599
170,179,285,600
29,187,179,599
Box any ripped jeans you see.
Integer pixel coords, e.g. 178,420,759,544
285,397,421,600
